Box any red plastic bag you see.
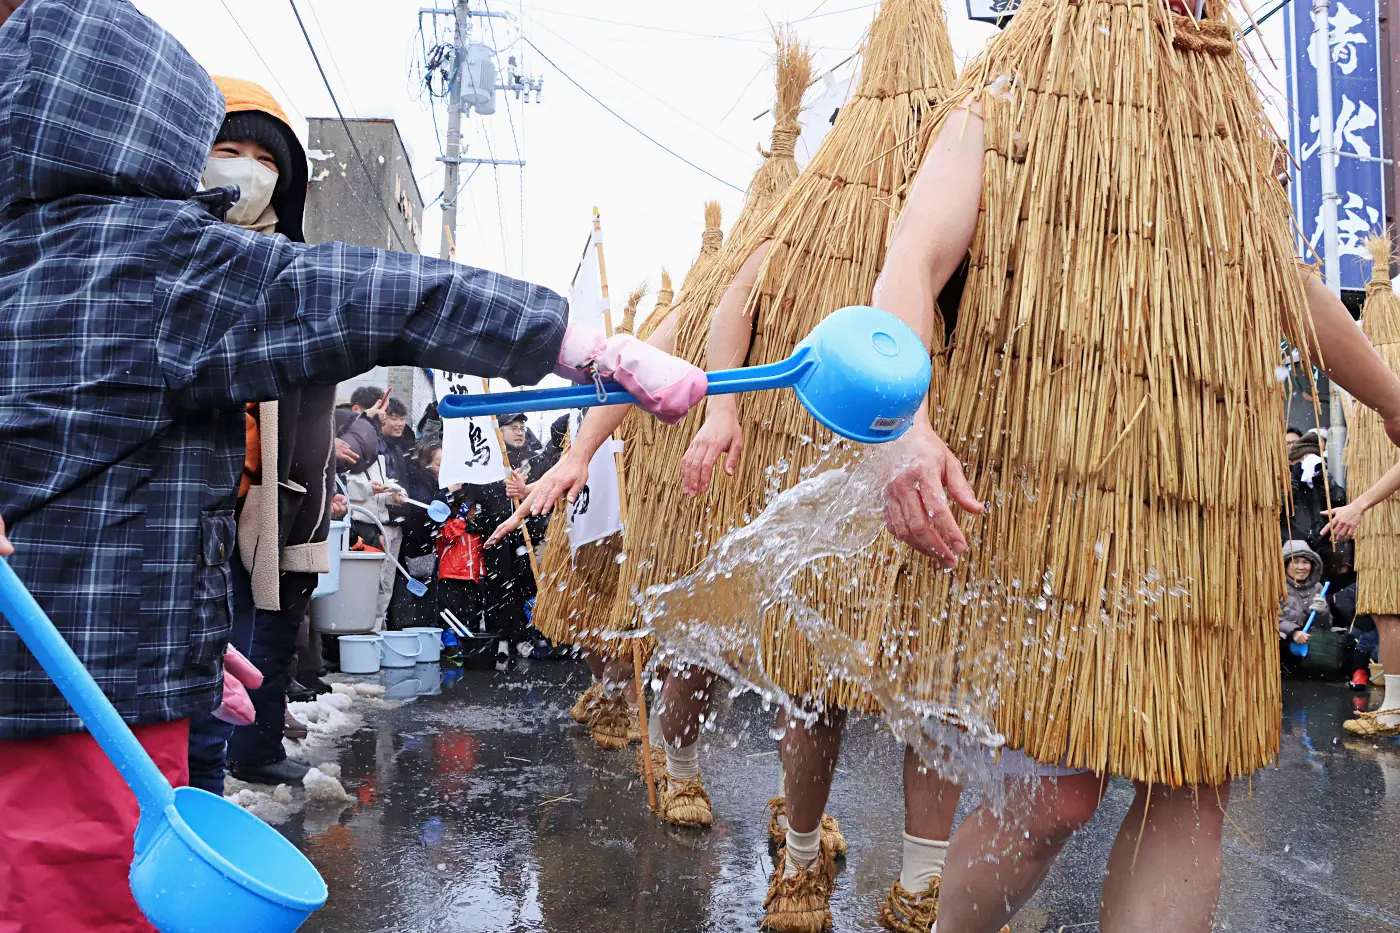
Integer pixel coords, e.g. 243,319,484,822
437,518,484,582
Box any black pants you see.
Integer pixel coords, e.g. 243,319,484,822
187,553,256,793
228,573,317,767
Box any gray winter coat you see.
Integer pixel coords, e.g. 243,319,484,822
1280,540,1330,639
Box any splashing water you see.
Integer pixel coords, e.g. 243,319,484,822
627,445,1012,804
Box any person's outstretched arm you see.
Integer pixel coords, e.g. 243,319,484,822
1296,273,1400,445
156,215,569,409
867,102,987,565
677,241,770,496
1324,456,1400,541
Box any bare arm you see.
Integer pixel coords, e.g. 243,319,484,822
680,242,771,495
867,102,987,564
1324,455,1400,541
1299,272,1400,442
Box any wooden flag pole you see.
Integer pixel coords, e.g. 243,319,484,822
593,206,612,337
634,643,658,811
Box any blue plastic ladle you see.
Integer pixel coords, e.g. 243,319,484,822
1288,581,1332,658
0,558,327,933
438,306,933,444
348,505,428,597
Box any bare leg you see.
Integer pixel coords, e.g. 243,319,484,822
602,654,637,704
659,665,716,746
936,771,1104,932
905,746,960,839
1099,783,1230,933
583,651,605,681
780,708,848,833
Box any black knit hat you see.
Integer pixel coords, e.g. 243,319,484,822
215,111,295,194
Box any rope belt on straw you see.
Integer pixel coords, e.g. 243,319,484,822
1169,15,1235,55
701,229,723,251
763,125,801,160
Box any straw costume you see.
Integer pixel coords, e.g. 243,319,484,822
536,283,648,749
894,0,1311,788
1345,235,1400,738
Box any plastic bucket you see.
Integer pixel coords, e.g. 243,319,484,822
131,786,326,933
380,631,423,668
338,635,382,675
413,663,443,696
311,521,348,600
311,550,384,634
402,627,443,663
382,665,422,700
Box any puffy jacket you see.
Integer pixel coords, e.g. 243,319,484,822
1280,540,1330,639
0,0,567,738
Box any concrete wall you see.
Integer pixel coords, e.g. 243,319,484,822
305,117,428,420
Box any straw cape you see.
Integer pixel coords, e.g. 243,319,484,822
896,0,1312,787
608,0,958,682
604,37,814,644
1349,234,1400,616
532,283,649,653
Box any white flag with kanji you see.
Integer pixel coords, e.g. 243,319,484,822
434,372,508,487
566,409,624,549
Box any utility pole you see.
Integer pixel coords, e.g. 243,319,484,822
424,3,541,263
1313,0,1348,486
439,0,470,261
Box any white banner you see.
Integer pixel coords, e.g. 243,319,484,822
567,226,609,334
796,68,856,170
434,371,508,487
567,409,624,549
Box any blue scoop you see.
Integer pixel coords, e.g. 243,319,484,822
0,559,327,933
439,306,932,444
1288,581,1332,658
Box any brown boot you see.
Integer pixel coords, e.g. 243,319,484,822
589,695,633,750
283,707,308,742
767,797,848,857
876,878,940,933
761,841,837,932
660,776,713,827
570,682,604,725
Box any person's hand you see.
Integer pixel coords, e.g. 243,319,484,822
371,482,397,496
0,515,12,557
330,494,348,520
505,469,530,500
1292,630,1311,645
334,437,359,466
487,451,590,546
364,396,389,424
212,645,264,726
883,425,984,566
391,492,408,505
1322,501,1365,542
680,402,743,496
1309,596,1329,614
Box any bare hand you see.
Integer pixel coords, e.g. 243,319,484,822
330,494,348,520
364,397,389,423
371,482,397,496
680,405,743,496
883,426,984,566
505,469,530,500
1322,503,1364,542
0,515,12,557
334,438,359,466
391,493,408,505
1292,630,1311,645
487,452,589,546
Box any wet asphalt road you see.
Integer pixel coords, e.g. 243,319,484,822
282,662,1400,932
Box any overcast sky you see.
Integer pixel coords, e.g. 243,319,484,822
133,1,1293,329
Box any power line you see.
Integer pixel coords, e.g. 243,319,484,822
217,0,307,126
303,0,360,115
522,37,744,193
482,0,527,273
288,0,410,252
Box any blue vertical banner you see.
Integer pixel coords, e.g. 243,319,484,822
1285,0,1388,291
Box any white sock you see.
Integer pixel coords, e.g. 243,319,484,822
648,711,664,748
783,826,822,877
665,739,700,781
1381,675,1400,726
900,833,949,891
600,680,623,701
775,771,789,832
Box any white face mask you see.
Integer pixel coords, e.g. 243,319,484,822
202,156,278,227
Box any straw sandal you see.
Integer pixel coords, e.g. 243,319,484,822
876,878,941,933
1344,709,1400,738
761,841,837,933
634,741,667,779
766,797,848,857
570,682,604,725
589,696,633,750
660,776,713,827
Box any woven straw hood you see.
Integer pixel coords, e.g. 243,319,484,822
608,0,958,685
900,0,1311,786
1349,234,1400,616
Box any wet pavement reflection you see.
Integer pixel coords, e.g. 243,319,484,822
283,663,1400,932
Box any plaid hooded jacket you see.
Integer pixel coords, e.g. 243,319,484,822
0,0,568,739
